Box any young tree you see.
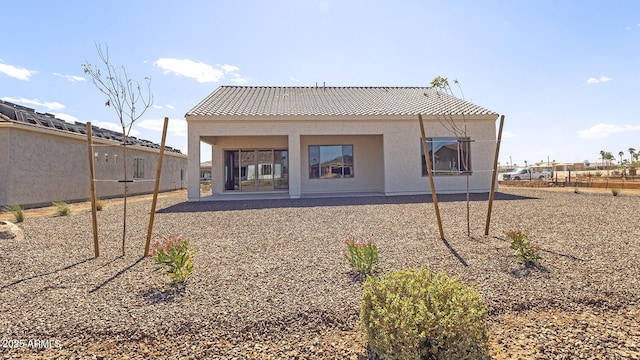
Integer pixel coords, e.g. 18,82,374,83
82,43,153,256
429,76,472,236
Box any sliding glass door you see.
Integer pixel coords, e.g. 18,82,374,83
224,149,288,191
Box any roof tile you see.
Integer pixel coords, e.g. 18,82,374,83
187,86,498,117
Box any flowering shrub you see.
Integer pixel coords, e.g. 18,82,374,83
506,230,540,266
343,236,379,277
152,235,194,284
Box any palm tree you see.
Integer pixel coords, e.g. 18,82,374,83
619,151,625,166
605,152,614,175
629,148,636,166
599,150,606,170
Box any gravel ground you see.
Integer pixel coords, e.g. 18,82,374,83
1,188,639,359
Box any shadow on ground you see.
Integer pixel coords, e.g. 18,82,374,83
158,192,536,213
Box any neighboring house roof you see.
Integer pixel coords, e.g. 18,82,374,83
0,99,182,154
187,86,498,117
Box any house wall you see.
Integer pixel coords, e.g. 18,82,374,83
0,126,9,206
1,125,187,208
187,115,498,200
300,135,384,195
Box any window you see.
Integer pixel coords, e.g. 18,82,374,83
309,145,354,179
134,158,144,178
260,163,272,176
421,137,471,176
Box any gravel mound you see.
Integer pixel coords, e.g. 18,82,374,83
1,188,638,359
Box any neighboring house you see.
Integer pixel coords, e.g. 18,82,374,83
0,99,187,208
200,161,212,181
185,86,499,201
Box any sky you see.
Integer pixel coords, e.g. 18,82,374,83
2,0,640,167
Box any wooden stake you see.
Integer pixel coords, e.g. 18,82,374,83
485,115,505,236
144,117,169,256
86,123,100,257
419,114,445,240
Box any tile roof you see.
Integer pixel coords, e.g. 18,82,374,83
0,100,182,154
187,86,498,117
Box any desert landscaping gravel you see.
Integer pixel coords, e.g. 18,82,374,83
1,187,639,359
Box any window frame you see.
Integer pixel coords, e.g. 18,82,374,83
133,157,145,179
308,144,354,179
421,137,472,176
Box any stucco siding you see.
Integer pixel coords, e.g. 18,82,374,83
0,127,9,206
1,126,186,208
300,135,384,195
187,115,498,200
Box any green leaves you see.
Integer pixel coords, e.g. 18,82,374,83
360,267,489,359
152,235,194,284
506,230,541,266
4,204,24,223
343,237,379,278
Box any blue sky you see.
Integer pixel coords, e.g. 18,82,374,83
2,1,639,166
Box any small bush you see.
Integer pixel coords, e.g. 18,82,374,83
574,187,580,194
5,204,24,223
152,235,194,284
506,230,540,266
361,267,490,360
95,199,105,211
611,188,621,196
595,171,602,177
53,202,71,216
343,236,379,278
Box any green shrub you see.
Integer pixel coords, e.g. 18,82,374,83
152,235,194,284
506,230,540,266
5,204,24,223
53,202,71,216
595,171,602,177
611,188,621,196
360,267,489,360
343,236,379,278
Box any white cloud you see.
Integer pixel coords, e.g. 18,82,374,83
219,64,239,73
1,96,65,111
577,123,640,139
136,118,187,137
52,113,80,123
0,62,37,80
230,73,248,84
152,104,177,110
53,72,86,82
587,76,612,84
155,58,225,83
290,76,301,83
154,58,246,84
501,131,516,138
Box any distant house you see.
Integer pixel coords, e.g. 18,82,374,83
185,86,499,201
200,161,212,181
0,100,187,208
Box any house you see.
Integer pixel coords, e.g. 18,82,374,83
200,161,212,181
0,99,187,208
185,86,499,201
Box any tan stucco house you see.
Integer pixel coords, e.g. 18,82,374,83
186,86,499,201
0,100,187,208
